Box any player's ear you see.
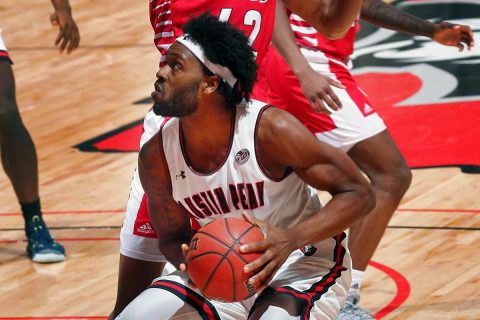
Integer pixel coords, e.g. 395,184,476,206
202,75,221,94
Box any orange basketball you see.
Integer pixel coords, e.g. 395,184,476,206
186,217,264,302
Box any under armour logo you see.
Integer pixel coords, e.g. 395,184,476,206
176,171,186,180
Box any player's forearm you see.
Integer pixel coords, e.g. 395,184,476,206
291,188,375,247
272,2,311,76
159,237,192,268
283,0,362,39
50,0,72,11
149,207,194,268
361,0,436,38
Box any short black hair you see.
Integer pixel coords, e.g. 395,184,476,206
183,13,258,106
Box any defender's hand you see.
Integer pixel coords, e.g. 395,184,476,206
432,22,474,51
240,213,297,291
296,67,345,114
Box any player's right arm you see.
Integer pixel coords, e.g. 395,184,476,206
272,1,344,113
281,0,362,39
241,107,375,289
138,133,194,269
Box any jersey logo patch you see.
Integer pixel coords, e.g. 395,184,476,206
235,149,250,165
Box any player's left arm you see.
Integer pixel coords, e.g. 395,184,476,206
361,0,474,51
49,0,80,53
241,107,375,289
272,1,345,114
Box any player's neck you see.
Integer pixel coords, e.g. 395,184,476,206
180,96,233,139
179,101,235,173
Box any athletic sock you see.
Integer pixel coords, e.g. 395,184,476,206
349,269,365,298
20,198,42,222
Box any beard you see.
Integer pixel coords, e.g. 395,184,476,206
152,81,200,117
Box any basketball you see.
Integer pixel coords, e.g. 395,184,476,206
186,217,264,302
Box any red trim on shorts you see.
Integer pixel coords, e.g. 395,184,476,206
249,233,347,319
132,117,171,238
0,50,12,64
190,216,201,231
149,279,221,320
265,47,337,134
132,194,158,238
325,53,376,117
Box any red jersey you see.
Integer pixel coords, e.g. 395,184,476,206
150,0,276,68
288,10,359,62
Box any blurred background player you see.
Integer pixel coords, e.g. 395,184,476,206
117,13,375,319
265,0,474,318
0,0,80,263
110,0,365,318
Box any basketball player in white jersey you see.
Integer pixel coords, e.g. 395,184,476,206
111,1,368,318
265,2,474,318
116,14,375,319
0,0,79,263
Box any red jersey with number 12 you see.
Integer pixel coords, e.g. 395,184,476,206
150,0,275,67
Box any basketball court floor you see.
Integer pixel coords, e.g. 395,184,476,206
0,0,479,319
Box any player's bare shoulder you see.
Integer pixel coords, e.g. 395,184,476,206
255,105,319,175
138,132,161,171
138,130,170,191
257,105,313,146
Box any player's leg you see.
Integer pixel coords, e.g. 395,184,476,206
110,255,165,319
248,290,304,320
346,130,412,286
116,272,246,320
320,75,411,318
110,177,169,319
249,270,349,320
0,61,38,203
110,111,170,318
116,276,202,320
249,239,351,320
0,51,65,263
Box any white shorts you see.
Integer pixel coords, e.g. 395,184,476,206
0,29,12,63
266,47,386,152
119,110,166,262
117,235,351,320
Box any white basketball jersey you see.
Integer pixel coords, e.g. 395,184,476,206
161,100,322,229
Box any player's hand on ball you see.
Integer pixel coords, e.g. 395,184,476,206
179,243,190,272
180,243,198,289
240,213,297,291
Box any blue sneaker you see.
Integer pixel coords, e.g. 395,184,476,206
337,293,374,320
25,215,66,263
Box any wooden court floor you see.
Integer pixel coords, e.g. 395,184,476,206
0,1,479,319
